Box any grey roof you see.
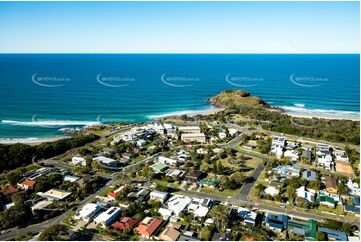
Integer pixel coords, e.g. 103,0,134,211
302,170,317,181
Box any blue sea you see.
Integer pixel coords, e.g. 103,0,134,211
0,54,359,141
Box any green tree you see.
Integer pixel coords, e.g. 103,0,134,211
39,225,68,241
209,205,229,232
316,231,326,241
199,226,212,241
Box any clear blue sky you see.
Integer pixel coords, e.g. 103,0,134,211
0,1,359,53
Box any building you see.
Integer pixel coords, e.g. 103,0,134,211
166,169,185,179
187,198,210,218
167,195,192,216
317,155,334,170
93,156,117,167
181,133,206,143
316,195,336,208
264,213,288,232
64,175,80,183
72,156,86,166
150,162,169,173
150,191,169,203
94,207,122,228
17,178,36,190
296,186,316,203
199,178,219,188
238,208,258,227
136,139,147,147
158,156,178,166
111,217,139,231
178,126,201,134
318,227,348,241
284,150,299,162
31,200,53,213
302,170,317,182
41,189,71,201
136,217,163,239
159,223,182,241
264,186,280,197
324,176,338,194
301,150,312,162
185,170,205,183
74,203,103,223
346,180,360,196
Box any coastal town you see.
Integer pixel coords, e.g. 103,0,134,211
0,90,360,241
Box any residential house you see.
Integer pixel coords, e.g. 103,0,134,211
181,133,206,143
324,176,338,194
178,126,201,134
178,231,200,241
74,203,103,223
72,156,86,166
136,217,163,239
150,190,169,203
187,198,210,218
296,186,316,203
302,170,317,182
158,156,178,166
17,178,36,190
112,217,139,231
264,213,288,232
318,227,348,241
316,195,336,208
185,170,205,183
159,223,182,241
40,189,71,201
167,195,192,216
199,178,219,188
346,180,360,196
264,186,280,197
166,169,185,179
93,156,117,167
301,150,312,162
238,208,258,227
284,150,299,162
94,207,122,228
150,162,169,173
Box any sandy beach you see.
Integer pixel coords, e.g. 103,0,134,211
0,136,68,145
287,112,360,121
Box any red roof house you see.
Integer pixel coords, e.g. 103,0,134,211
17,178,36,190
136,217,163,239
112,217,139,231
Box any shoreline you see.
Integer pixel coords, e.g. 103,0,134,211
286,112,360,121
0,136,69,145
0,104,359,145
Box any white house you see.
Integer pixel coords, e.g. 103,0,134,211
187,198,210,218
158,208,173,218
283,150,299,162
264,186,280,197
158,156,178,166
346,180,360,196
74,203,103,223
228,128,240,137
94,207,121,228
317,154,334,170
296,186,316,203
136,139,147,147
72,156,86,166
167,195,192,216
218,132,227,140
93,156,117,167
150,191,169,203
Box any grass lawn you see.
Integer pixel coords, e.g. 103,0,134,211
200,187,240,197
318,204,345,216
131,155,145,164
98,186,114,197
155,179,180,189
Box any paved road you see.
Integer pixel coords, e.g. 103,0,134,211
237,164,264,199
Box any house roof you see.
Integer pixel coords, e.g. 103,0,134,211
200,178,219,186
324,176,337,190
21,178,36,187
186,170,204,179
112,217,139,230
136,217,163,237
161,223,181,241
316,195,335,204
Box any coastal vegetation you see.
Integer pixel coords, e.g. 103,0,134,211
208,90,360,145
0,134,99,172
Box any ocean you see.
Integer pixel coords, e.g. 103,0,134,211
0,54,359,141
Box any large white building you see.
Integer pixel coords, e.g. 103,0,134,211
167,195,192,216
72,156,86,166
74,203,103,223
93,156,117,167
94,207,122,228
158,156,178,166
150,190,169,203
296,186,316,203
178,126,201,133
